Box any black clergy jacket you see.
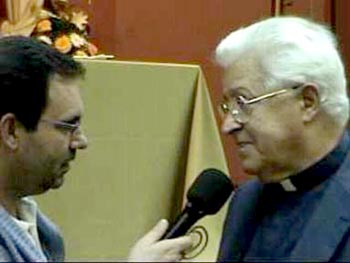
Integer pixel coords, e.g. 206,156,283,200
218,132,350,262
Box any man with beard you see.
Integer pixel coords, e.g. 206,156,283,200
0,36,192,262
215,17,350,262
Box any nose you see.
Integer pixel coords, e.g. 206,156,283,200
221,114,242,134
70,129,88,150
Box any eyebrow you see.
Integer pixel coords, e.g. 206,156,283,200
225,86,254,98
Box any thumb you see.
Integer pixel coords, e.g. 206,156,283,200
141,219,169,245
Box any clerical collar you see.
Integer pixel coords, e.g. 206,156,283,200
277,131,349,192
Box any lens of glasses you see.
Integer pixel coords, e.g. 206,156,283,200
52,122,80,136
218,98,250,124
235,96,251,123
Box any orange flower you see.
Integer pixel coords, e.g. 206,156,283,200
36,19,52,33
54,35,72,54
87,42,98,56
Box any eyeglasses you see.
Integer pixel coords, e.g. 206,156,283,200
219,84,303,124
41,119,80,136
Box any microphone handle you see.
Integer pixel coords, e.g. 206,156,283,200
161,208,202,239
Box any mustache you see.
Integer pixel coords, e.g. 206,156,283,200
67,149,76,162
70,152,76,161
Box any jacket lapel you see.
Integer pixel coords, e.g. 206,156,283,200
37,209,65,262
290,172,350,261
218,180,263,261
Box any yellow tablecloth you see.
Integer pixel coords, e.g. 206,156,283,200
36,60,229,261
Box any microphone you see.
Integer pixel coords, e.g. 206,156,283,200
161,168,233,239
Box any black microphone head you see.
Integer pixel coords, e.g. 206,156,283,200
187,168,233,215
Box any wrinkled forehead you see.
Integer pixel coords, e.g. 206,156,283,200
222,56,265,96
45,74,84,119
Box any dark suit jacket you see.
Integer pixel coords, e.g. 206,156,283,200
218,147,350,262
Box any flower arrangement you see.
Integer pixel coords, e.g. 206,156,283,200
30,0,98,57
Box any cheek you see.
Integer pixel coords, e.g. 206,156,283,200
29,135,71,169
248,113,303,158
42,132,70,152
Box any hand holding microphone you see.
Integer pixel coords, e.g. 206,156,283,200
162,168,233,239
128,219,193,262
128,168,233,262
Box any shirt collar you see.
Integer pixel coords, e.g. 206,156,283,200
12,217,33,231
11,197,38,232
17,197,38,224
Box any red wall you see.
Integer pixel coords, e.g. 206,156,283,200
281,0,333,24
335,1,350,77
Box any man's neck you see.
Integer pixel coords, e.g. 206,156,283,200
0,190,22,217
258,120,345,184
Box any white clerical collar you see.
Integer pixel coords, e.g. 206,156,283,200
279,178,297,192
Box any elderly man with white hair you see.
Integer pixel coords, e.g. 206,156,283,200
215,16,350,262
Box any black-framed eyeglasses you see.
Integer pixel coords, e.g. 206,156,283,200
218,84,303,124
41,119,80,135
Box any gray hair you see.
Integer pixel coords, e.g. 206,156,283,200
215,16,349,127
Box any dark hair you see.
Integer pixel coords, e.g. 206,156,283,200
0,36,85,131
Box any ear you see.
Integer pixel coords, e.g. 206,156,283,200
0,113,20,151
300,84,320,122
